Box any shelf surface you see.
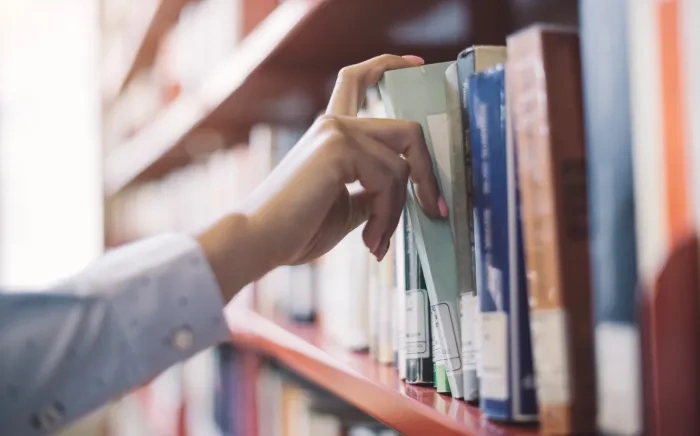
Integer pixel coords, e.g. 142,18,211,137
225,300,539,436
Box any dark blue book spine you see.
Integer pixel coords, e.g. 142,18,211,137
468,65,538,422
580,0,643,434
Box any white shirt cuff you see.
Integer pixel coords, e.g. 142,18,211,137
75,233,231,381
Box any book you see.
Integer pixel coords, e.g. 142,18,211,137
405,288,433,385
579,1,644,434
398,208,432,384
508,24,596,434
318,225,371,350
468,65,538,422
378,238,396,365
683,0,700,250
379,62,464,398
455,44,507,404
628,1,700,435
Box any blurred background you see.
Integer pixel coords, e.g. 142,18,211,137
0,0,578,435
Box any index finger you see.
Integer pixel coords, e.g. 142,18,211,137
326,54,424,117
338,116,442,218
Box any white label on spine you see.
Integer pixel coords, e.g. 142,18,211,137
431,308,445,360
460,294,478,371
398,289,407,379
405,289,430,358
432,302,462,372
480,311,508,400
596,323,643,436
530,309,571,405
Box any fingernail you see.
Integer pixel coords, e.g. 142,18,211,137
401,55,425,65
438,197,449,218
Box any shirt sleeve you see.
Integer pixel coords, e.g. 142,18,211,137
0,234,231,435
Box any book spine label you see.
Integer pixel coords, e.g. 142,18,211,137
460,293,479,400
594,323,643,435
431,308,450,393
431,302,462,377
405,289,431,359
479,310,508,400
397,288,407,379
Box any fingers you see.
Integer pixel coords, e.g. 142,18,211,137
335,116,443,218
326,54,425,116
348,132,408,260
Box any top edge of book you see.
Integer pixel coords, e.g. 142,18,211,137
507,23,579,40
458,45,507,58
380,61,453,79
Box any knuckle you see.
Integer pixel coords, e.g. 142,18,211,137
397,159,410,181
316,114,343,133
407,121,423,141
337,66,356,82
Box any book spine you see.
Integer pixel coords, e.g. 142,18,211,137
508,26,596,433
684,0,700,239
431,308,451,393
579,1,644,434
628,1,700,435
469,66,538,422
405,288,434,385
446,61,479,403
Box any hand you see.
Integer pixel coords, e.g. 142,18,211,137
198,54,446,301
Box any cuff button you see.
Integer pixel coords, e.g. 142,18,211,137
171,326,194,351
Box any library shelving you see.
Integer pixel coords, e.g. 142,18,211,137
226,294,538,436
103,0,576,195
102,0,580,434
102,0,192,103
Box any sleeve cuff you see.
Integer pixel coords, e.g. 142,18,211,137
75,234,231,381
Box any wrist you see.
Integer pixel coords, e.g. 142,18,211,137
196,213,275,302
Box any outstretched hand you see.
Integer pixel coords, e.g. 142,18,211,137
198,54,446,301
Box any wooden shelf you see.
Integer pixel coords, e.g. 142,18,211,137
104,0,577,195
225,301,539,436
103,0,192,103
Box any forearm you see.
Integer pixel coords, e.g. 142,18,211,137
0,234,231,435
196,213,276,302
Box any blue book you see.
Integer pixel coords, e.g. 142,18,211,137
580,1,643,434
468,65,538,422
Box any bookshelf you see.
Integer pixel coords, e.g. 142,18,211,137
226,296,538,436
102,0,191,103
103,0,576,195
101,0,581,434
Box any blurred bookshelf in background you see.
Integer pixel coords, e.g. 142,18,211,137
98,0,700,436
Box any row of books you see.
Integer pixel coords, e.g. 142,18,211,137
103,0,280,151
106,1,700,434
215,346,400,436
370,1,699,435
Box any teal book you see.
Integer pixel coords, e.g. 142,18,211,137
380,62,464,399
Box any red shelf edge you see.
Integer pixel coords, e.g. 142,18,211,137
224,303,542,436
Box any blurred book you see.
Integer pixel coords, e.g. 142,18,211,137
468,64,538,422
579,1,644,434
628,1,700,435
508,24,595,434
454,44,507,403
